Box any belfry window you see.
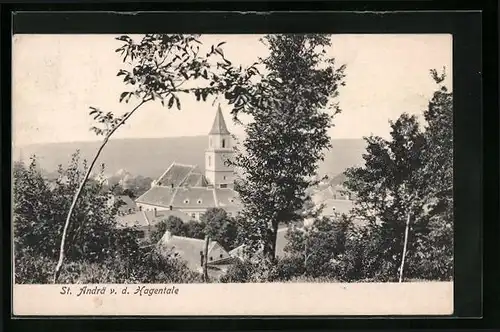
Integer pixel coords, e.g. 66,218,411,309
222,139,226,148
208,156,211,167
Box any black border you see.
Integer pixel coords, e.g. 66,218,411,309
2,3,496,331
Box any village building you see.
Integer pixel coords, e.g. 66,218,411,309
135,105,242,221
115,208,193,244
108,195,137,215
158,230,238,279
229,227,290,261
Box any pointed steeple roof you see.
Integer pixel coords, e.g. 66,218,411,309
209,104,230,135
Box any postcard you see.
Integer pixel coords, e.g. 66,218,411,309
12,33,454,316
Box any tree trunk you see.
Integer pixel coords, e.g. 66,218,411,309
399,212,412,283
269,222,279,261
203,236,210,283
52,100,146,283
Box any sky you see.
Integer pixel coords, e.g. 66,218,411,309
12,34,452,147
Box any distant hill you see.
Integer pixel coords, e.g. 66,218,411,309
13,136,366,180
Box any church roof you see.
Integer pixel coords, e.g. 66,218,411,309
136,181,241,210
181,172,208,187
209,104,230,135
171,187,217,208
136,186,177,207
156,163,202,187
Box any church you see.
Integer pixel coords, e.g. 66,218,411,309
135,105,242,221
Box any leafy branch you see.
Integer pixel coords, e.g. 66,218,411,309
53,34,256,283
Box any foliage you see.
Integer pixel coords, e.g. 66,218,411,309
14,152,123,262
165,216,186,236
105,174,153,199
15,245,201,284
149,216,208,244
184,220,206,239
406,68,453,280
201,208,239,250
14,153,198,284
342,69,453,281
284,216,351,278
227,34,346,259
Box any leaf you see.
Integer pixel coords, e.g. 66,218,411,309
217,41,226,48
167,95,175,108
215,48,224,57
119,92,130,103
174,95,181,110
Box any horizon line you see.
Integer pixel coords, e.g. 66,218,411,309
13,135,367,148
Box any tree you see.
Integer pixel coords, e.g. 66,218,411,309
14,153,134,282
201,208,238,250
53,34,258,282
227,34,346,259
165,216,187,235
405,68,453,279
184,220,206,239
14,152,201,284
344,113,428,280
343,69,454,281
284,216,351,278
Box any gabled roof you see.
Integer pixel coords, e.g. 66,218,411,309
181,172,208,187
209,104,230,135
114,195,137,211
116,211,150,228
116,209,192,228
156,163,202,188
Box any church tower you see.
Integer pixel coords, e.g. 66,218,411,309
205,105,234,188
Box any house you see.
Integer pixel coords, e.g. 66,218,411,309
158,230,238,278
115,209,192,242
229,227,290,261
108,195,137,215
135,105,242,221
309,185,355,221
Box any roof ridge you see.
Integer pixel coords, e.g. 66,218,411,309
178,165,197,187
171,162,197,168
171,235,206,243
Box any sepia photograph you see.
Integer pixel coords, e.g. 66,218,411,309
12,32,454,315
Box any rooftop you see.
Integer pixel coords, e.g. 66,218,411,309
209,104,230,136
158,232,236,273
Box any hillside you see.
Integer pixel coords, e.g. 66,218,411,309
13,137,366,180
